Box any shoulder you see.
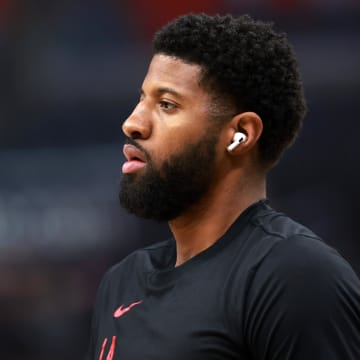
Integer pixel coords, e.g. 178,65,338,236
240,202,335,272
245,203,360,325
245,211,360,334
251,203,320,242
243,212,360,358
247,202,350,272
249,206,359,296
251,203,354,279
252,232,358,294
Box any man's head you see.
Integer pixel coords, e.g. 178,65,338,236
153,13,306,167
119,13,306,221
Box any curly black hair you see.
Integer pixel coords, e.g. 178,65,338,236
153,13,307,167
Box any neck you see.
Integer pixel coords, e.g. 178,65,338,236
169,173,266,267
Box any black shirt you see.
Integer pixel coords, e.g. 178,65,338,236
88,200,360,359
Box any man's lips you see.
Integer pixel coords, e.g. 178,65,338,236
122,143,147,174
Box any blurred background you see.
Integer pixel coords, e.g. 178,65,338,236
0,0,359,358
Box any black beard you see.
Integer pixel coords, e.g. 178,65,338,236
119,131,219,222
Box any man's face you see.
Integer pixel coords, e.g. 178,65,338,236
119,54,223,221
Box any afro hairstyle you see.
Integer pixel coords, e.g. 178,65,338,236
153,13,307,167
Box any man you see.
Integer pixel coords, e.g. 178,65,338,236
88,13,360,359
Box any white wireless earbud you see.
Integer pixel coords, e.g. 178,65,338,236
227,132,247,152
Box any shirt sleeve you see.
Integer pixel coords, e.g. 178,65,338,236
86,269,112,360
243,235,360,360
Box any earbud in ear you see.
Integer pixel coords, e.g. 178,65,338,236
227,132,247,152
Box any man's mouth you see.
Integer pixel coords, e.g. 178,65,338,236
122,144,147,174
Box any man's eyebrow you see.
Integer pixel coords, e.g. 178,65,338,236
157,87,184,99
139,87,184,99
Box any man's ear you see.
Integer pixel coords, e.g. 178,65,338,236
225,112,263,155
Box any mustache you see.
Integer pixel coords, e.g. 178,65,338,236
124,138,151,161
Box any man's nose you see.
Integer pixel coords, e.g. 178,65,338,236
122,104,152,140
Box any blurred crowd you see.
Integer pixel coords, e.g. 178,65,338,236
1,0,359,358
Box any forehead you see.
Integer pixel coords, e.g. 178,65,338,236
143,54,206,99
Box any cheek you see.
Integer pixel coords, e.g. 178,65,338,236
150,128,190,158
144,140,172,170
149,114,209,164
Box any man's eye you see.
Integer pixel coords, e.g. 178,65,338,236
159,101,176,110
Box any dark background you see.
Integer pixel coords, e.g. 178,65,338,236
0,0,359,359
